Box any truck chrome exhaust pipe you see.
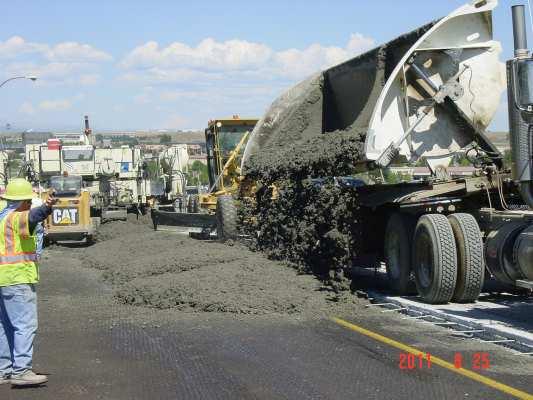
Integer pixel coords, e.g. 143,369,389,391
508,5,533,208
512,5,529,58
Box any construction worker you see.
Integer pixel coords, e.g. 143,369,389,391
0,178,56,387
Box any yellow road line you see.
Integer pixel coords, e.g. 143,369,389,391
332,317,533,400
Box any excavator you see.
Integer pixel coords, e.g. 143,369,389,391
151,116,257,238
236,0,532,304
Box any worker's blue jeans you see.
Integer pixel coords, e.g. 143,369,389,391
0,284,37,377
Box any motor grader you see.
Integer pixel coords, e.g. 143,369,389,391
238,0,533,304
151,116,257,239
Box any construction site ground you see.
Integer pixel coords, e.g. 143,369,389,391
1,216,532,400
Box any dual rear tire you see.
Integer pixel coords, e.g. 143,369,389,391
385,212,484,304
384,213,416,295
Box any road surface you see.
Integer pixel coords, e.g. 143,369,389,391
1,244,532,400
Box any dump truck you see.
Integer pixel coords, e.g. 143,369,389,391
151,116,257,238
237,0,532,304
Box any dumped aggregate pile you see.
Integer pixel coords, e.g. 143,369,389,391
239,21,438,279
80,215,360,315
240,72,368,284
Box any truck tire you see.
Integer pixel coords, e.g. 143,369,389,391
384,213,416,295
216,195,238,241
413,214,457,304
448,213,485,303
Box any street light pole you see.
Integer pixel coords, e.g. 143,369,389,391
0,76,37,88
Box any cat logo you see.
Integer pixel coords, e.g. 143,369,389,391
52,208,79,225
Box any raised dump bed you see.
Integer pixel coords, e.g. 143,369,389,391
242,0,504,175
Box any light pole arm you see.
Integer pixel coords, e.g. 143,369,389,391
0,76,37,88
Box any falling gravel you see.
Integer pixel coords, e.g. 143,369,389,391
238,20,438,278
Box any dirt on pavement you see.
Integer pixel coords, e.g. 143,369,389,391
79,215,363,316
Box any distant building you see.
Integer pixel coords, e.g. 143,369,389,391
187,144,203,155
21,131,53,145
142,144,168,152
188,154,207,165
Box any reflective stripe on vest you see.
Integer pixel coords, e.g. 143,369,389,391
0,210,38,287
0,253,38,264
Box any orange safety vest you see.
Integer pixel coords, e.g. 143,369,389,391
0,210,39,287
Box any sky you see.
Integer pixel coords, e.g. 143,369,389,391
0,0,529,132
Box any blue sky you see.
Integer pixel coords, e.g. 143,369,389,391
0,0,528,132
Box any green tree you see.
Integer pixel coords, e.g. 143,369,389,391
455,154,471,166
144,160,160,179
189,160,209,185
414,157,427,167
382,169,411,184
159,134,172,144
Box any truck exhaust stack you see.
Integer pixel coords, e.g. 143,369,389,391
508,5,533,208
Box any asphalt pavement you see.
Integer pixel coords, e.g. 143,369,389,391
0,249,532,400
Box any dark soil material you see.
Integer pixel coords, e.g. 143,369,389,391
79,215,360,315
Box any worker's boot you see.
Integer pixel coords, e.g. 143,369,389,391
10,370,48,386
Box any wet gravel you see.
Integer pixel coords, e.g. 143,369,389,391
79,215,363,316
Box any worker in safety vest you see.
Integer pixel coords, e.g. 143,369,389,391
0,178,56,387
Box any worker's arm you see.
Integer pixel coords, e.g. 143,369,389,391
29,194,57,233
29,205,52,233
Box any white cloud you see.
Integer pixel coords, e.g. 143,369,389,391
38,99,73,111
0,36,111,63
120,34,375,82
5,61,91,79
3,61,103,86
0,36,111,87
274,34,376,79
45,42,112,62
0,36,47,59
120,38,272,71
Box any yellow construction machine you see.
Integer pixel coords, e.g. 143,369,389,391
42,175,96,244
151,115,257,239
200,116,257,211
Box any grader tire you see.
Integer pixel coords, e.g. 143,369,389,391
448,213,485,303
384,213,416,295
216,195,238,241
413,214,457,304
